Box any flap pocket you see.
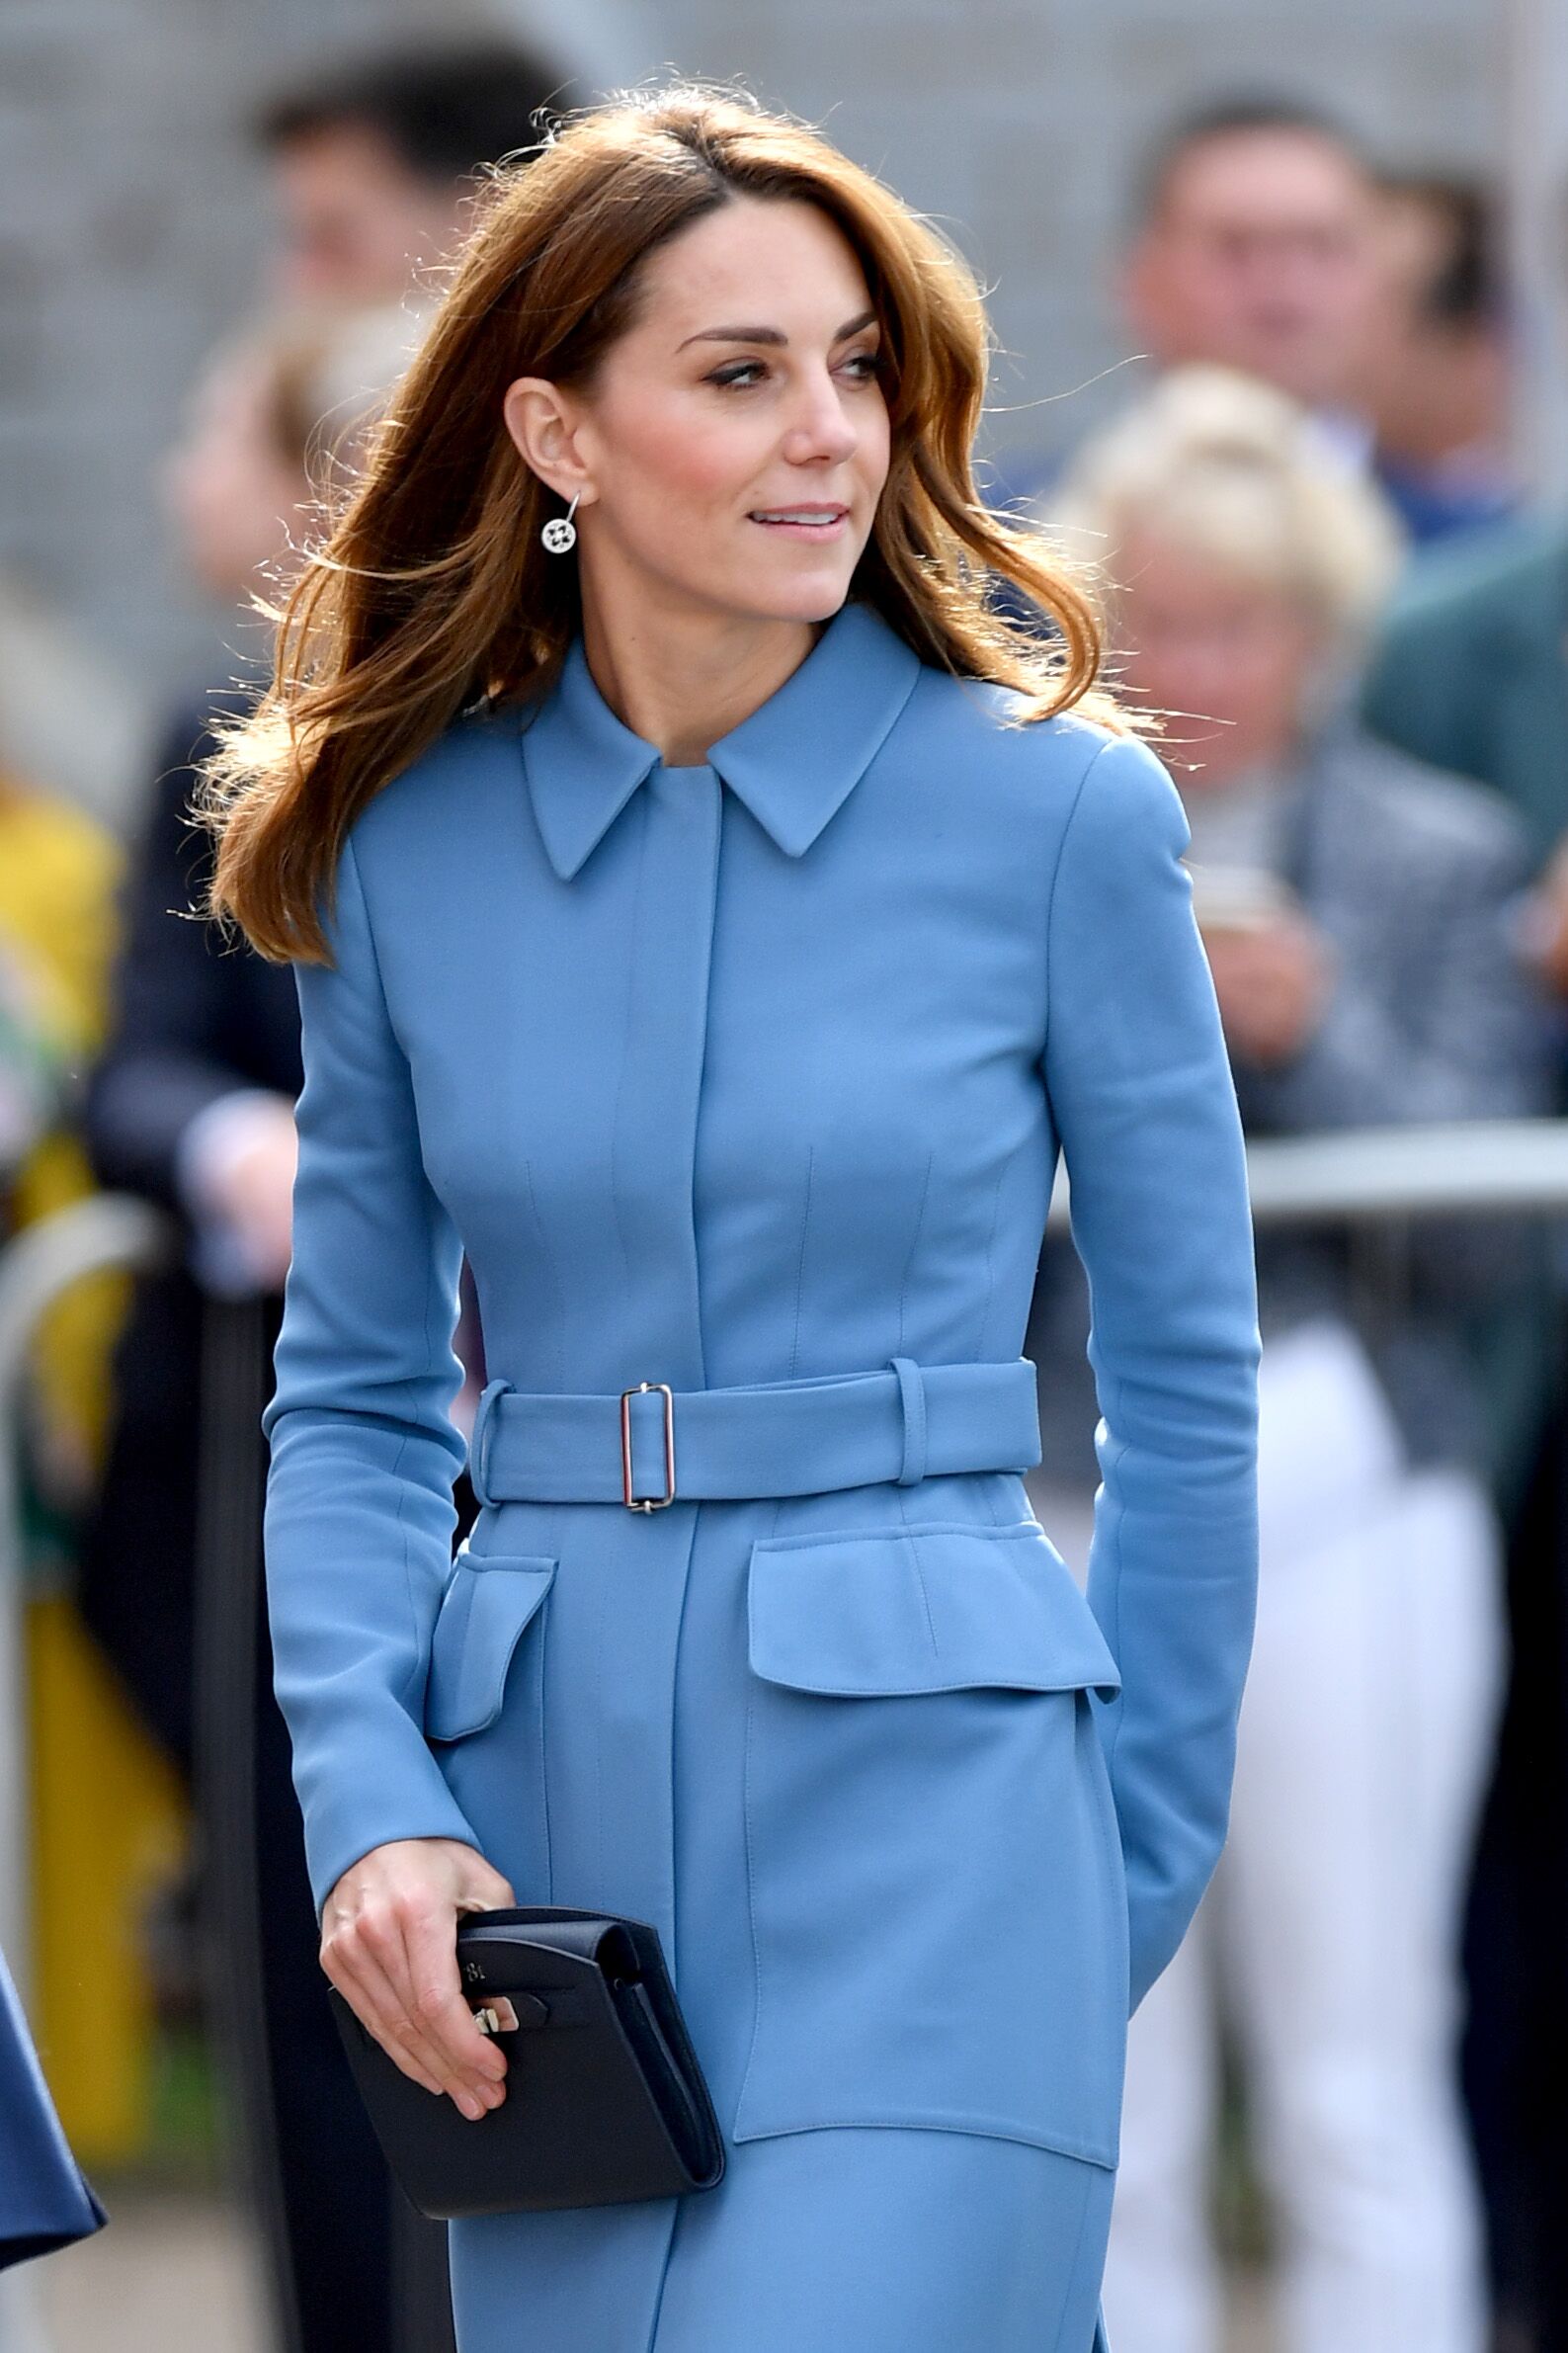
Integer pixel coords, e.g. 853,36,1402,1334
425,1550,556,1741
746,1519,1120,1699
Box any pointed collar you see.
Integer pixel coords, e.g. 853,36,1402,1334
518,599,922,881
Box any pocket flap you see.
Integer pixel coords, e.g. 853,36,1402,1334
747,1520,1121,1698
425,1552,556,1741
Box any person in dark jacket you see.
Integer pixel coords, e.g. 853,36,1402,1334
78,304,464,2353
1357,174,1521,548
253,32,575,309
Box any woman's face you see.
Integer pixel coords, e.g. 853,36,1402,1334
508,196,892,630
1110,528,1326,786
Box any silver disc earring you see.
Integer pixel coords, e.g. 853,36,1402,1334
541,492,581,554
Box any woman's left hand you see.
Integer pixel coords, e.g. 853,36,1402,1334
1200,912,1337,1065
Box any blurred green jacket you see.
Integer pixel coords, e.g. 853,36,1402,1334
1362,521,1568,1519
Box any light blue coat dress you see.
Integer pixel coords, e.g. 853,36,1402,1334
260,598,1261,2352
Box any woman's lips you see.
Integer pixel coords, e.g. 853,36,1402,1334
748,506,850,541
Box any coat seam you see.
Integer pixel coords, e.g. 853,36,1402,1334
1046,2155,1106,2353
1036,738,1134,1809
895,1147,935,1355
609,800,654,1302
522,1154,567,1400
973,1148,1009,1364
345,832,447,1708
788,1143,815,1381
1038,732,1120,1089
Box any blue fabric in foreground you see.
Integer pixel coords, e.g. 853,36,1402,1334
0,1940,107,2270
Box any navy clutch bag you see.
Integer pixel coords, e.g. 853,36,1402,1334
327,1905,725,2218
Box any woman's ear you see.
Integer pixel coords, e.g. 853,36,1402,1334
503,377,595,506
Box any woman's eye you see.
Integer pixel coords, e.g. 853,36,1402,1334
703,352,881,390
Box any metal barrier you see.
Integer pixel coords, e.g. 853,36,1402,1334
0,1193,175,1987
1048,1116,1568,1230
2,1121,1567,2346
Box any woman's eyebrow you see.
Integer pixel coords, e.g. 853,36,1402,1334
677,306,878,352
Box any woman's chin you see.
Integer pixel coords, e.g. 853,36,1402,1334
611,550,864,631
730,565,863,628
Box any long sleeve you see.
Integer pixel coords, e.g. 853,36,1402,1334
260,828,485,1919
1040,730,1262,2015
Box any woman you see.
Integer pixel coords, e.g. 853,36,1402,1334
197,88,1261,2353
1028,367,1550,2353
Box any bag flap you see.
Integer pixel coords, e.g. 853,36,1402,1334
425,1552,556,1741
747,1519,1120,1698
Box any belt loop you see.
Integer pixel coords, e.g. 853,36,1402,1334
467,1376,509,1509
888,1356,927,1486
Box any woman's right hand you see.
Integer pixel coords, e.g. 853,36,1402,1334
320,1836,517,2119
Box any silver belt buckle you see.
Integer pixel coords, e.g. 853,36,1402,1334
619,1381,676,1510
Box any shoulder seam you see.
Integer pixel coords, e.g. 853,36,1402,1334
1039,732,1124,1076
341,829,400,1041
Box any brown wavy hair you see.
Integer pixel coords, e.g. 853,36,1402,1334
196,80,1127,965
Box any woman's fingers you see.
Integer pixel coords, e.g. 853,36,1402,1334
324,1929,447,2098
397,1897,510,2115
328,1943,445,2098
318,1839,519,2117
322,1905,453,2095
328,1897,498,2116
365,1899,496,2114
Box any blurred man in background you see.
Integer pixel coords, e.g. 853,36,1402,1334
1023,97,1520,554
991,93,1388,522
1357,173,1521,545
255,35,574,306
1119,96,1386,431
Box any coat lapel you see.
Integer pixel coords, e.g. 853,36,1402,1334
518,600,922,882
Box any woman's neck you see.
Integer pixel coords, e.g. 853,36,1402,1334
578,595,823,767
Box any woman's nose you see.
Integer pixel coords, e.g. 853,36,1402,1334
782,372,860,464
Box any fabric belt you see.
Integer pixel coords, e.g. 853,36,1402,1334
466,1355,1043,1510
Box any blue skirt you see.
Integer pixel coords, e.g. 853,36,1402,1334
0,1942,107,2270
451,2129,1115,2351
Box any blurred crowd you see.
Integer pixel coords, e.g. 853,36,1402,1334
3,37,1568,2353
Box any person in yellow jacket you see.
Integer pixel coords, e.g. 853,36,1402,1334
0,762,124,1481
0,754,189,2178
